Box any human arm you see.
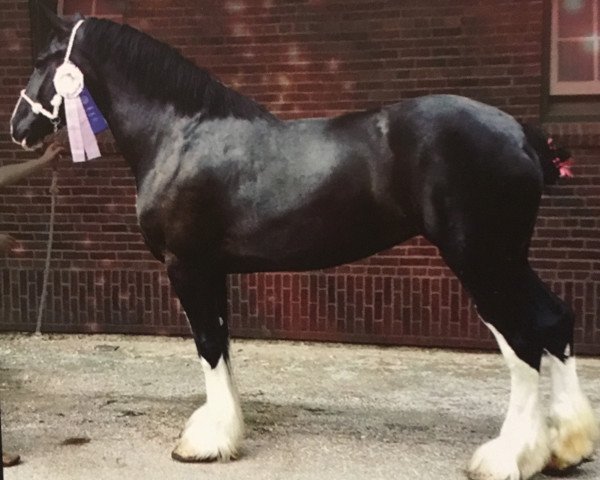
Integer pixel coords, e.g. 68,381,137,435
0,142,64,188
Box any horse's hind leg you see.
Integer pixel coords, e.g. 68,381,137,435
418,138,598,478
459,262,551,480
437,246,598,480
166,254,243,462
547,338,599,470
476,318,548,480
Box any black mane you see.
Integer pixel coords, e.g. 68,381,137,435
82,18,276,121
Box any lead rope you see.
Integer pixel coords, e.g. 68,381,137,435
34,161,59,335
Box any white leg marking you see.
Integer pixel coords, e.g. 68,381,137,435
376,111,389,137
172,355,244,462
547,353,599,470
468,324,550,480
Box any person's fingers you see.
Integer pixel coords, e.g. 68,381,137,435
43,142,65,160
49,142,65,155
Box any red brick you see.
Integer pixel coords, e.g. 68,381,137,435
0,0,598,354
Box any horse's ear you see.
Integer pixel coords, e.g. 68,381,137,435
38,2,71,36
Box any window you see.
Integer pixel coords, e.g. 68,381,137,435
58,0,126,22
551,0,600,95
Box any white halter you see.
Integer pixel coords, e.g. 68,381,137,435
13,19,85,127
12,19,101,163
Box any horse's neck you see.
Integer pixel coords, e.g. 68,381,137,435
86,69,177,179
79,35,268,180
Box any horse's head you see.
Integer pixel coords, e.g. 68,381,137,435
10,10,84,150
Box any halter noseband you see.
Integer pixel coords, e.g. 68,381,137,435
12,19,85,137
18,90,63,122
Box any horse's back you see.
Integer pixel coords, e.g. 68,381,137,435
331,93,540,202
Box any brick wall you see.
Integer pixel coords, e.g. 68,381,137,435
1,0,598,353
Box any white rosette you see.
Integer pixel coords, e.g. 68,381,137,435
54,62,100,163
53,52,101,162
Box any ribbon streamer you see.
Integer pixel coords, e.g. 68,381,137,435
64,95,101,163
51,21,103,163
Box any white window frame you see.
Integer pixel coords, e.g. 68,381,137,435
550,0,600,95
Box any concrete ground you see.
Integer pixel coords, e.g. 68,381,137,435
0,334,599,480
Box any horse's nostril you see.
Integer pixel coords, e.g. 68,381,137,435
9,122,34,149
10,131,27,147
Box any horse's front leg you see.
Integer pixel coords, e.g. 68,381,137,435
166,254,244,462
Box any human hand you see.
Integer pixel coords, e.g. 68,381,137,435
40,142,65,167
0,234,17,254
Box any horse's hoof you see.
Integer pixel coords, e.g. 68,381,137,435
468,434,549,480
171,446,218,463
171,403,244,463
171,437,239,463
468,439,521,480
2,452,21,467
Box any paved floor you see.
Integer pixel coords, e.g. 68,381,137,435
0,334,599,480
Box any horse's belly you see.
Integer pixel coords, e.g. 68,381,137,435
222,200,417,273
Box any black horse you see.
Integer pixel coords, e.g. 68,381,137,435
10,13,597,480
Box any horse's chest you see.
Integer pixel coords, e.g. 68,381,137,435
136,162,226,258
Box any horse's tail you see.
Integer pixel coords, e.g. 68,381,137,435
520,122,574,185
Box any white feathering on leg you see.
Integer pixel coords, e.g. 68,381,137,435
468,324,550,480
547,353,599,470
172,355,244,462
